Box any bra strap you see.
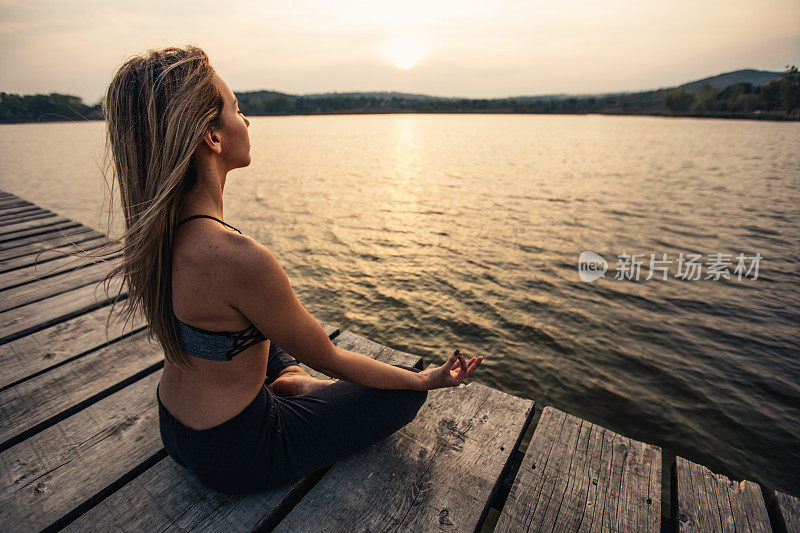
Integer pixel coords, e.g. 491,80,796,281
175,214,242,234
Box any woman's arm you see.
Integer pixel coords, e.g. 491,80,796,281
225,236,426,391
318,345,426,390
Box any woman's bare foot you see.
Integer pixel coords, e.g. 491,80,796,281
269,367,336,397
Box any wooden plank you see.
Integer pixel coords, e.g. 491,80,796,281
0,328,163,445
0,256,122,312
0,305,147,390
0,225,93,251
0,209,53,224
0,199,32,210
0,274,125,344
63,455,300,533
0,370,164,532
0,250,121,291
324,328,425,369
0,199,34,214
273,359,534,532
495,406,662,532
775,490,800,533
0,220,84,246
0,214,64,235
0,212,56,227
675,456,771,532
0,231,108,267
0,235,112,273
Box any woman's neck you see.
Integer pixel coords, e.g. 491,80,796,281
178,178,225,220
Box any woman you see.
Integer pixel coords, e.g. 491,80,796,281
99,45,483,494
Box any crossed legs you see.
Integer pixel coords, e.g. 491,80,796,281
260,364,428,489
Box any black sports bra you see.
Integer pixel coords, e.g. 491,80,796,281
173,215,267,361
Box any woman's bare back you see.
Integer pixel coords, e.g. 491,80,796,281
158,218,270,430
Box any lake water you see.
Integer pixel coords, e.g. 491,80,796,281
1,114,798,497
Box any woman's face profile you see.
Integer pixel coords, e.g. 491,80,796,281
212,72,251,170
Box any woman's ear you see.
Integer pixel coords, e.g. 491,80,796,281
201,126,223,154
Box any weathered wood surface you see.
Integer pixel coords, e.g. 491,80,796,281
0,233,110,270
62,455,299,533
0,274,125,344
675,456,771,533
0,203,42,215
0,215,74,237
495,406,662,533
0,305,147,390
0,370,166,532
273,360,534,532
0,224,95,253
0,328,163,445
0,255,122,312
0,199,32,210
60,326,419,533
0,219,83,246
0,210,55,225
775,490,800,533
0,250,121,291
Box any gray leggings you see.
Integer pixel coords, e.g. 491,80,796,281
157,343,428,494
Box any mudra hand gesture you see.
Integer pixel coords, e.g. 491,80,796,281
419,349,483,390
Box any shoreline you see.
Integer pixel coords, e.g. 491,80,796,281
1,108,798,125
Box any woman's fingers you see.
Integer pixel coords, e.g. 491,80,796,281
465,356,481,376
444,350,459,371
440,351,484,388
469,357,481,375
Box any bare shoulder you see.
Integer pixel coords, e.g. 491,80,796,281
173,223,254,272
217,232,280,277
171,223,277,301
209,232,288,304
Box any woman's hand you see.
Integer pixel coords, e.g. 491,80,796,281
418,349,483,391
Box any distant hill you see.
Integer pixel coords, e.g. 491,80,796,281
300,91,455,102
508,91,631,102
277,69,785,103
2,67,797,123
230,65,797,120
507,69,783,101
676,68,784,93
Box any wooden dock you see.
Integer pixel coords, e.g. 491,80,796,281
0,188,797,532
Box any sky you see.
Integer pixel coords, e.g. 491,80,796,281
0,0,798,105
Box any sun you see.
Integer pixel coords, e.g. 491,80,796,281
384,36,429,70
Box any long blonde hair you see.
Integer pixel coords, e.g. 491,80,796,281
66,45,225,371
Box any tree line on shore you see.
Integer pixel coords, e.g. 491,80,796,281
1,66,797,123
